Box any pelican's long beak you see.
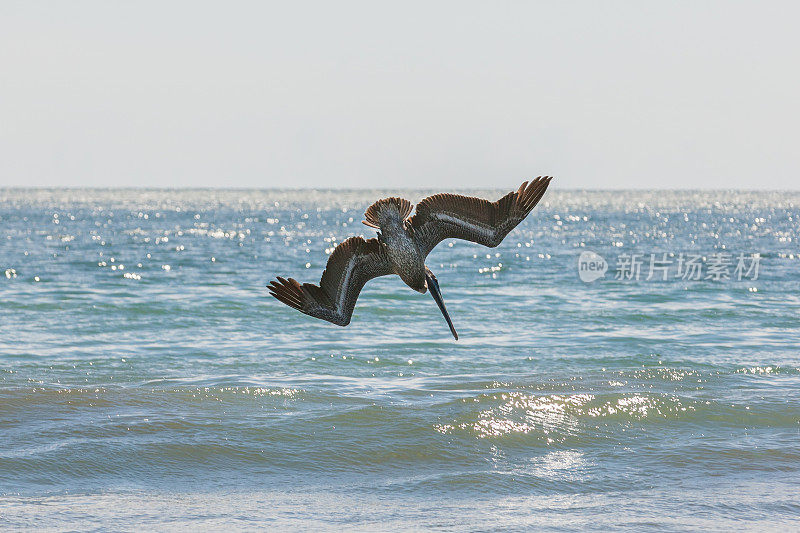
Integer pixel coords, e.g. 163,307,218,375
425,270,458,340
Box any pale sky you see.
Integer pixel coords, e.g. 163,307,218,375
1,1,798,189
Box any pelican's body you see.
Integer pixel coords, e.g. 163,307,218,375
375,210,426,292
269,177,552,339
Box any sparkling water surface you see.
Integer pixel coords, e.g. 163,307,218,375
1,188,799,530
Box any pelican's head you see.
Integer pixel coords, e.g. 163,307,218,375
424,267,459,340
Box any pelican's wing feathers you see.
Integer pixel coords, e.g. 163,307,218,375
408,176,552,256
269,236,393,326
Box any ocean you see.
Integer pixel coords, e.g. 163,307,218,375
1,188,799,530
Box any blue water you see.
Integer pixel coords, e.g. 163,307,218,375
1,188,799,530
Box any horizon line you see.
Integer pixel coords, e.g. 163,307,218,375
2,186,800,192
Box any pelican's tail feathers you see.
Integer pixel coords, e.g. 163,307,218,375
362,197,413,229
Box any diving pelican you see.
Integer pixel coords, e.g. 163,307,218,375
268,177,552,339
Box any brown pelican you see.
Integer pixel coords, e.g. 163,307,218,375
269,177,552,339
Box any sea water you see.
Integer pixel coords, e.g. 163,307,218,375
1,188,799,530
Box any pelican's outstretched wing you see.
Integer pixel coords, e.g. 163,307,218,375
408,176,552,257
269,236,393,326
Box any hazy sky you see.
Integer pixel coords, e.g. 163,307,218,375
1,1,798,189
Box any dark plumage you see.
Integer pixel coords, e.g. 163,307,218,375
409,177,552,255
268,236,392,326
268,176,553,338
